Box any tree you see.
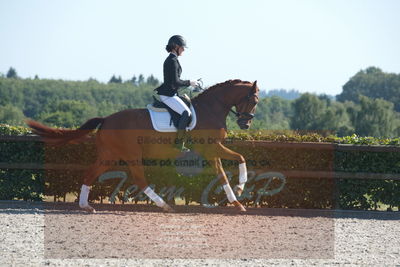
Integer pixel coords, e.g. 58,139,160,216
337,67,400,111
39,111,76,128
138,74,145,84
353,96,399,138
263,89,301,100
318,94,333,106
130,75,137,85
6,67,18,79
291,93,326,131
56,100,97,125
146,74,160,86
109,75,122,83
254,96,292,130
319,101,354,136
0,105,25,125
0,75,162,127
87,77,99,83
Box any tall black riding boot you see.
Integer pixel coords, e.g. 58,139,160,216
174,111,190,152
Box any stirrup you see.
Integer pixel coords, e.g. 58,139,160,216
180,145,191,152
173,142,190,152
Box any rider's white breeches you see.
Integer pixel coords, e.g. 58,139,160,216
160,94,191,116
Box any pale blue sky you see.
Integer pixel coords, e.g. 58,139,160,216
1,0,399,95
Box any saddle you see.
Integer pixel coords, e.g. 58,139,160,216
147,95,197,132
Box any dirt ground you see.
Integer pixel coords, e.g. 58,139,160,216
1,201,399,266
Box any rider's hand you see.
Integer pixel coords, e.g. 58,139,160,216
190,80,200,87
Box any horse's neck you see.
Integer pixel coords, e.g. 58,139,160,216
192,87,234,128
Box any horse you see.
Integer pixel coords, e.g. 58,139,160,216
27,79,259,213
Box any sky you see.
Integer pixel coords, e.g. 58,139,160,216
1,0,399,95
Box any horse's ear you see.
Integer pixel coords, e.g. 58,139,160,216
252,80,258,92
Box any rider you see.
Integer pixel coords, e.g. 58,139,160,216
155,35,199,151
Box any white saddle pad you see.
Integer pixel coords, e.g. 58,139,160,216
146,104,197,132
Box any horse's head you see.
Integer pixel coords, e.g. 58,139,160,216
234,81,259,129
191,79,259,129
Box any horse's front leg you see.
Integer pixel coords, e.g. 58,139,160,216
213,157,246,212
214,143,248,196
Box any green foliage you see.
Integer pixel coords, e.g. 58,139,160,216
262,89,301,100
0,75,156,127
337,66,400,111
37,100,98,127
254,96,292,130
0,105,26,125
6,67,18,79
291,93,325,130
1,66,400,138
146,74,160,87
0,170,44,201
288,90,400,138
0,125,43,200
138,74,145,84
353,96,399,138
108,75,122,83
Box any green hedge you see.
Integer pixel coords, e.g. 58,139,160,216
1,124,399,211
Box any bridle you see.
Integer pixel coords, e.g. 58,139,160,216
229,91,258,120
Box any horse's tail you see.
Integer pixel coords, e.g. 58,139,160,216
26,117,105,146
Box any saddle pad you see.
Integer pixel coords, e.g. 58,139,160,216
146,104,197,132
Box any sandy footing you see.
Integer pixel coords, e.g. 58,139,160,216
1,201,399,266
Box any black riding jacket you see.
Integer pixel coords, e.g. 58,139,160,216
155,53,190,96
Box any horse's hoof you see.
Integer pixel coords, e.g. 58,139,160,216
232,201,246,212
80,204,96,213
233,185,243,197
162,203,175,213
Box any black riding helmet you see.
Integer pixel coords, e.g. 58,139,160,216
167,35,187,48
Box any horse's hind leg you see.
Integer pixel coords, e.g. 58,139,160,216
79,150,113,213
125,162,173,212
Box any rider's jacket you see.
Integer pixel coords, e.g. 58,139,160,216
155,53,190,96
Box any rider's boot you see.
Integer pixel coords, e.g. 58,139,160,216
174,111,190,152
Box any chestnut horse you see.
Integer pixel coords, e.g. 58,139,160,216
27,79,259,213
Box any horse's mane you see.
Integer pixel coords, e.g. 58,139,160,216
192,79,252,100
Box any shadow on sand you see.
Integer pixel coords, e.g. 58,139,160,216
0,200,399,220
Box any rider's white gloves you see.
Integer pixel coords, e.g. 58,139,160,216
190,80,200,87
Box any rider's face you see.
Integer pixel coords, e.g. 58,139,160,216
176,46,185,56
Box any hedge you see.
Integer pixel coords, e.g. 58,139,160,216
1,124,399,211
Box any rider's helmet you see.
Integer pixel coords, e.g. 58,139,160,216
166,35,187,52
